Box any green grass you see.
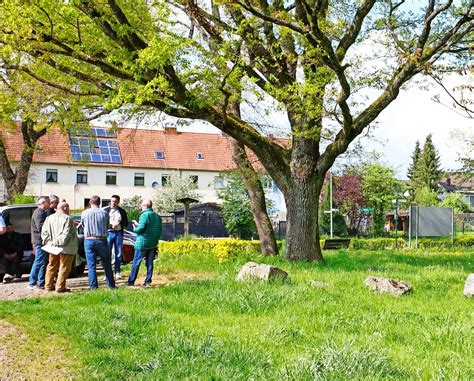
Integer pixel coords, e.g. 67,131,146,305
1,249,473,380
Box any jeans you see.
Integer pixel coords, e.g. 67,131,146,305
127,248,156,286
29,244,48,286
84,239,115,289
107,230,123,274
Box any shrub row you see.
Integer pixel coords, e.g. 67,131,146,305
348,236,474,250
159,239,261,262
158,236,474,261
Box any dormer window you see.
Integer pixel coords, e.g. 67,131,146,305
156,151,165,159
196,152,205,160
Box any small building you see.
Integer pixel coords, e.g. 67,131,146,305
171,202,228,239
438,175,474,209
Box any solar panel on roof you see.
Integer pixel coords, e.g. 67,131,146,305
70,127,116,138
69,137,122,164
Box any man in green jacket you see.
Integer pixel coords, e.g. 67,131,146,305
127,199,162,286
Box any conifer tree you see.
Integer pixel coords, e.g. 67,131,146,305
418,134,443,191
407,141,421,182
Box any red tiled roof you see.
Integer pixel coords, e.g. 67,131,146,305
0,126,275,172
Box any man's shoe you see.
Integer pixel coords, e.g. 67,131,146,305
3,274,14,282
56,288,71,293
27,284,36,290
115,273,122,280
34,285,45,291
143,283,151,288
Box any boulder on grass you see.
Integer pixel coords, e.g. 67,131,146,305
464,274,474,297
236,262,288,282
364,276,412,296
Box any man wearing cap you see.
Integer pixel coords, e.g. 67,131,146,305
81,195,115,289
29,196,51,290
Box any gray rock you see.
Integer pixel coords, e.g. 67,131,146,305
310,280,330,288
236,262,288,282
364,276,412,296
464,274,474,297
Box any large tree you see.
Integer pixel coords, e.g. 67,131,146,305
0,70,104,202
0,1,471,261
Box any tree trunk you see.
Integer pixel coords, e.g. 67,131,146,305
0,120,46,202
230,138,279,256
284,174,325,262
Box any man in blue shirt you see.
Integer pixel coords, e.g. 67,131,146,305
81,195,115,289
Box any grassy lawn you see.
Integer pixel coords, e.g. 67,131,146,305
0,249,473,380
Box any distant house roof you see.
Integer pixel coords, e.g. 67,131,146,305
0,126,285,172
439,174,474,193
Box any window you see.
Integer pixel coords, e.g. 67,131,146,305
156,151,165,159
106,171,117,185
134,173,145,186
161,175,170,186
76,170,88,184
214,176,224,189
102,199,111,207
189,175,198,185
46,169,58,183
196,152,205,160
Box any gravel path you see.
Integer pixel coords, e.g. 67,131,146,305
0,270,210,301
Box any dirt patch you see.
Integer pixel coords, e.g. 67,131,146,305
0,271,212,301
0,320,77,380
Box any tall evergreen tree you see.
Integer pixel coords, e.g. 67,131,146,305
407,141,421,182
418,134,443,191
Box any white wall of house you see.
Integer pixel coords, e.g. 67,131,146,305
24,163,224,210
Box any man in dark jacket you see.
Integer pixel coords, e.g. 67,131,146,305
103,195,129,280
127,199,161,287
0,223,24,282
29,196,50,290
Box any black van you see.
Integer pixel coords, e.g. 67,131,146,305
0,204,87,278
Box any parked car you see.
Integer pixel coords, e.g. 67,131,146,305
0,204,88,277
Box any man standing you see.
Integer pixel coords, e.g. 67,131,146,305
81,195,115,289
103,195,128,280
47,195,60,216
0,223,24,282
42,202,77,292
127,199,162,287
29,196,51,290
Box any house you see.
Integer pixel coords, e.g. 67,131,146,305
438,175,474,209
0,125,286,216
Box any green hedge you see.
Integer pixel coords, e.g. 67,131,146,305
347,236,474,250
157,237,473,261
159,239,262,262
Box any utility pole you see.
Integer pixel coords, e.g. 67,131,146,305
324,171,338,239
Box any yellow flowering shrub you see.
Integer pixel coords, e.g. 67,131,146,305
159,239,262,262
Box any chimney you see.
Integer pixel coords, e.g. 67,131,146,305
164,126,178,134
446,178,451,186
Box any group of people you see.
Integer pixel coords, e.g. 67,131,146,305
1,193,162,292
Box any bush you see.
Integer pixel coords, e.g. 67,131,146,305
348,236,474,250
159,239,263,263
9,193,36,204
